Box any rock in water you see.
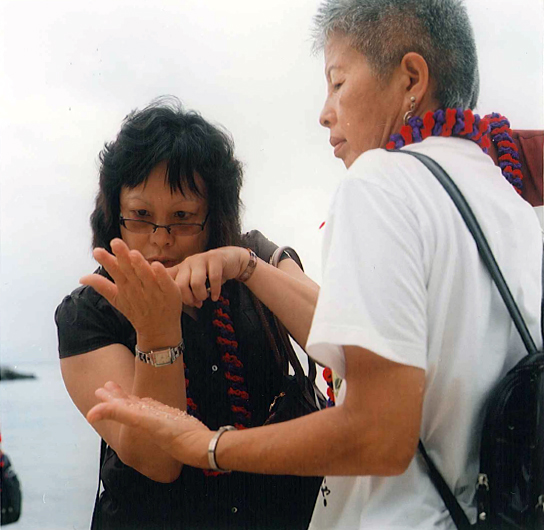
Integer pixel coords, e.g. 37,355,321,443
0,366,37,381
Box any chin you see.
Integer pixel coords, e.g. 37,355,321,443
343,154,358,169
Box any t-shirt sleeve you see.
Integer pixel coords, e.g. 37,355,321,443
242,230,279,263
306,177,428,378
55,285,134,359
242,229,301,267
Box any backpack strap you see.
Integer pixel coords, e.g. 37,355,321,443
392,149,538,356
418,441,472,529
391,148,541,529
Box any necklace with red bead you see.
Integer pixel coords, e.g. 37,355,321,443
184,290,252,477
386,108,524,194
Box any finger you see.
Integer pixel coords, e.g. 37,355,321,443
102,380,130,399
87,395,189,428
189,262,209,305
87,400,148,428
166,264,179,280
175,265,198,307
111,239,140,283
80,273,119,304
130,251,157,287
151,261,179,295
207,259,223,302
92,248,126,286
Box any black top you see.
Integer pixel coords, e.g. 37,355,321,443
55,231,322,530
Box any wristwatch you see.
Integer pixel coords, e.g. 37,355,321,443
135,340,185,367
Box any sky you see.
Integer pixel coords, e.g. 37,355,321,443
1,0,543,365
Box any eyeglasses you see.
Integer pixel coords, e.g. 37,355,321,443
119,212,209,236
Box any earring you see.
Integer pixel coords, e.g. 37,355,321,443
403,96,416,125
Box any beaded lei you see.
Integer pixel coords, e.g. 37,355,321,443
386,108,524,194
321,109,525,409
184,292,252,477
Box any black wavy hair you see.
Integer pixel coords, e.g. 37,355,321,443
91,96,244,253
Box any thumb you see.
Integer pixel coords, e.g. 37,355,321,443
87,401,145,430
165,264,179,279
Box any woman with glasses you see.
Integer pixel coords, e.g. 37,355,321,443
55,98,322,530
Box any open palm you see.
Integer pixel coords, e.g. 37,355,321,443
87,381,212,469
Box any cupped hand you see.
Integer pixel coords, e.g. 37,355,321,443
80,239,183,343
87,381,212,468
170,247,250,307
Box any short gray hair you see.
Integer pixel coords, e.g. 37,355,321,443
312,0,479,109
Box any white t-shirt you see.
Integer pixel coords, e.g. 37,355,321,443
306,137,542,530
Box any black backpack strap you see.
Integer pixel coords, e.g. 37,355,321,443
418,441,472,529
392,149,538,356
390,148,540,529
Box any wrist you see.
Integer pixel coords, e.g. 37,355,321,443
136,330,182,354
236,249,257,283
207,426,236,472
135,339,184,367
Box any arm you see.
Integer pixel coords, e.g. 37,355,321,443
247,257,319,348
170,247,319,348
61,238,186,482
86,345,425,477
61,344,185,482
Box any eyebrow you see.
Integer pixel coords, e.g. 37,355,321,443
122,194,200,207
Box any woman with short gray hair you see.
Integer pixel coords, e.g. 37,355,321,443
83,1,542,528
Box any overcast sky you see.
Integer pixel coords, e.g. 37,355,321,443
1,0,543,365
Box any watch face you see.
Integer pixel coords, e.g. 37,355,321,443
151,349,172,367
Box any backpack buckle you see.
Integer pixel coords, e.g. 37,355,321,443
477,473,489,491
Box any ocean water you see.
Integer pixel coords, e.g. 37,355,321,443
0,360,100,530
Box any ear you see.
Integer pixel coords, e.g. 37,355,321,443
398,52,433,107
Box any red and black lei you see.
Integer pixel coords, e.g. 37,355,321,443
386,108,524,194
184,292,252,477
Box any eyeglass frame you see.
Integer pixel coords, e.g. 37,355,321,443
119,211,210,236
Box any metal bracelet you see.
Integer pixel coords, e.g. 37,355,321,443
236,249,257,282
207,425,236,472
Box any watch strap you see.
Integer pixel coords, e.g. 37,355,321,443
135,340,184,367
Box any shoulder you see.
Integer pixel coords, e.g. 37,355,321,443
241,230,278,263
55,268,112,323
55,268,133,358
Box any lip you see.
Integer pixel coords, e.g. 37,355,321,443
148,257,179,268
330,137,347,157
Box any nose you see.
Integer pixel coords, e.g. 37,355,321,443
319,96,335,129
149,225,174,247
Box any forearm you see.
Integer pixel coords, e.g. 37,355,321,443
119,331,187,482
189,404,412,477
244,258,319,348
